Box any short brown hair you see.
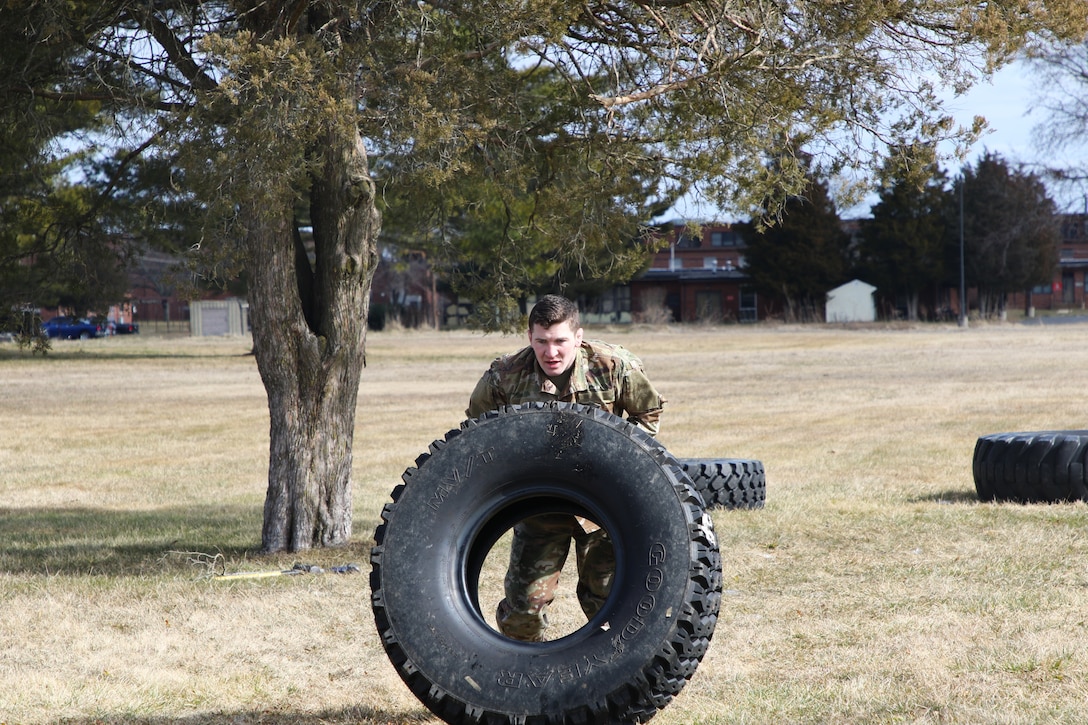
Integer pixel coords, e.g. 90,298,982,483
528,294,580,330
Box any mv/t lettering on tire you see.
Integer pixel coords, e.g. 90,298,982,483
370,402,722,724
973,431,1088,503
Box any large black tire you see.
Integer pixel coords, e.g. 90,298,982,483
370,402,722,724
679,459,766,510
973,431,1088,502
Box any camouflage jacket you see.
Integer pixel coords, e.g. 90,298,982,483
466,339,665,435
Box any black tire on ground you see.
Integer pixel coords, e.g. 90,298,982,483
370,402,722,725
972,431,1088,503
679,459,766,510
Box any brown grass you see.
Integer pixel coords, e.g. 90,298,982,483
3,321,1088,724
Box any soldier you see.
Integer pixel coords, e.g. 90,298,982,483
466,294,665,641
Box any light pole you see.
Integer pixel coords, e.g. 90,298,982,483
959,176,968,328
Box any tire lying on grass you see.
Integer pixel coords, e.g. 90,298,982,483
370,402,722,725
972,431,1088,502
679,458,766,510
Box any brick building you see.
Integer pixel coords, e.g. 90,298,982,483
1007,212,1088,313
628,222,763,323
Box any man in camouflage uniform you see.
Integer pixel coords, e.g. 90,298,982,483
466,294,665,641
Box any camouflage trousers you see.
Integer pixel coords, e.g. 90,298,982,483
495,513,614,642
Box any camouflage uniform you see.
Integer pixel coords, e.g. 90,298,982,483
466,340,665,641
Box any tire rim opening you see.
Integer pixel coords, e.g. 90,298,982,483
467,503,617,643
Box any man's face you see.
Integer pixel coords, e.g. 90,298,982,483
529,320,583,377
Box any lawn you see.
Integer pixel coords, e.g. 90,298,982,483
3,321,1088,724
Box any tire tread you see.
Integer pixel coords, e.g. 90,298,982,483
679,458,766,509
972,431,1088,503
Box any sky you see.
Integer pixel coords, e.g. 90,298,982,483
946,60,1043,167
672,58,1088,221
926,58,1086,215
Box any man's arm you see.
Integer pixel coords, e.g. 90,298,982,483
620,366,666,436
466,367,502,419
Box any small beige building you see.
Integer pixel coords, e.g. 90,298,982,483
826,279,877,323
190,299,249,336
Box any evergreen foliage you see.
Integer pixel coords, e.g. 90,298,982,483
739,163,853,321
858,146,950,321
953,152,1061,317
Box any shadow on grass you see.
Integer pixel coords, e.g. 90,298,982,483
53,705,437,724
0,505,264,577
910,488,981,505
1,504,381,578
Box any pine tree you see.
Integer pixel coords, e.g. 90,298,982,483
954,153,1061,318
740,166,852,321
859,147,949,321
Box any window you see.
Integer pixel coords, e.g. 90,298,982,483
710,230,741,247
1061,215,1088,241
739,286,758,323
585,287,631,316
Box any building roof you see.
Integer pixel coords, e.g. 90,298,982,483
828,279,877,295
637,267,748,283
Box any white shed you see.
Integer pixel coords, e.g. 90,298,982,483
190,298,249,336
826,279,877,323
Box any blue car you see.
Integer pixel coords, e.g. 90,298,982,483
41,316,103,340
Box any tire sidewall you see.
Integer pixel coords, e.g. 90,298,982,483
377,405,701,717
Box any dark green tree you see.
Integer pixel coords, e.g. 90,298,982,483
0,4,130,335
858,145,950,321
7,0,1086,551
378,85,666,328
952,152,1061,318
739,167,852,320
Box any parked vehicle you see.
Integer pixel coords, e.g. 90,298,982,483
41,317,102,340
110,321,139,334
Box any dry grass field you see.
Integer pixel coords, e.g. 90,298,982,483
3,320,1088,724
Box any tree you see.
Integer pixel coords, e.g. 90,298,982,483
0,148,138,343
377,65,670,326
7,1,1086,552
1031,39,1088,196
738,164,852,320
380,134,662,327
0,6,132,336
953,152,1061,318
859,145,950,321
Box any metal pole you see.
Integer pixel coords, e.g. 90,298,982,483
959,177,968,328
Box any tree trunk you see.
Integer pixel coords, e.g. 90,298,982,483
906,291,920,322
245,125,380,553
